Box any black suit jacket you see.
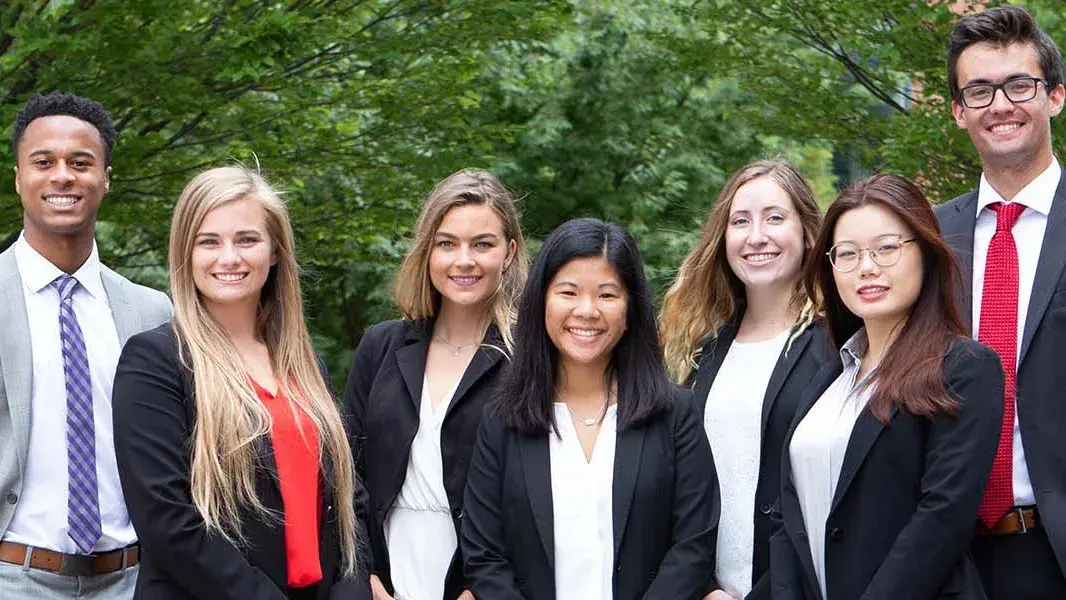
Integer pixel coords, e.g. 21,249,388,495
112,323,369,600
342,319,507,598
937,177,1066,574
461,389,719,600
687,321,833,600
770,337,1003,600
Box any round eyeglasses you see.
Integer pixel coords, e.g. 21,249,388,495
956,76,1048,109
827,235,916,273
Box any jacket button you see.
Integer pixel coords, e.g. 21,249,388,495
452,508,463,519
760,502,773,515
829,527,844,541
5,493,16,505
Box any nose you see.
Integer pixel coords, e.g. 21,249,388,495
456,244,475,267
574,294,598,318
988,87,1016,114
747,222,768,246
857,249,880,276
218,240,241,265
50,162,75,185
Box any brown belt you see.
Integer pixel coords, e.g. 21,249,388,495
0,541,139,576
976,507,1041,535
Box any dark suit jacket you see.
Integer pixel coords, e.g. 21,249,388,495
770,337,1003,600
937,177,1066,574
461,389,719,600
687,321,833,599
342,319,507,599
112,323,369,600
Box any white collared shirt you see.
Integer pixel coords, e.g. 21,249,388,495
972,159,1060,506
4,233,135,553
551,403,617,600
789,330,872,600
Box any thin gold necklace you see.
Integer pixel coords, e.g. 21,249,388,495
433,335,478,356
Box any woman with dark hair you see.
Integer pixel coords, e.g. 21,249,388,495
770,174,1004,599
461,218,719,600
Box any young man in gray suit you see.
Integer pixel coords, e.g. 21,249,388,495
936,6,1066,599
0,93,172,598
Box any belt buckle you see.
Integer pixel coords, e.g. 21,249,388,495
57,553,95,577
1014,507,1029,534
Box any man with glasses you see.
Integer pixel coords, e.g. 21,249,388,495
936,6,1066,599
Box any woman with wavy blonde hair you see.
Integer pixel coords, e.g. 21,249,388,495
113,166,366,600
343,168,528,600
659,159,828,600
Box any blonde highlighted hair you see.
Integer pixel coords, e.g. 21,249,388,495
168,166,359,574
394,168,528,351
660,159,823,383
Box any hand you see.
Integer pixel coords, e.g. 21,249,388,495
457,591,475,600
370,575,395,600
705,590,739,600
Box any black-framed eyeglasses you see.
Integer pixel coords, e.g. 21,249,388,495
956,76,1048,109
827,235,916,273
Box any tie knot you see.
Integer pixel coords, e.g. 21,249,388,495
54,274,79,302
991,202,1026,232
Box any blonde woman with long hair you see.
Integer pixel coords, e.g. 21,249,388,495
112,167,367,600
342,169,528,600
659,159,829,600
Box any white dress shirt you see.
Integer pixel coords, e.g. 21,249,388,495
972,159,1060,506
789,330,872,600
384,375,461,600
703,328,790,597
551,403,617,600
5,233,136,553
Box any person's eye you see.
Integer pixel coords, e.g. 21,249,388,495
197,238,218,247
878,243,901,254
436,240,454,248
34,159,51,168
835,248,857,260
238,237,260,245
767,213,786,224
731,217,749,227
475,241,495,249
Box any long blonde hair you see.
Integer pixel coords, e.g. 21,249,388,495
394,169,529,351
169,166,359,573
660,159,823,383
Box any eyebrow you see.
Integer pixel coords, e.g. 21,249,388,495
963,72,1039,86
195,229,264,238
435,231,500,240
552,280,623,289
731,205,790,214
833,233,906,245
27,149,98,160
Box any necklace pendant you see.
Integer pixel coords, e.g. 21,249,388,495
453,346,463,356
582,417,598,426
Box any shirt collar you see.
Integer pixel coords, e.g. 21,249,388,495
977,159,1061,217
14,232,106,299
839,328,868,369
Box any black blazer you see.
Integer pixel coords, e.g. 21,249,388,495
937,177,1066,573
687,321,833,600
112,323,369,600
342,319,507,599
461,388,719,600
770,337,1003,600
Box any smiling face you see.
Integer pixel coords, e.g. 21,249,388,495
724,176,806,296
428,203,516,313
545,256,629,374
831,204,923,334
15,115,110,245
191,196,276,312
952,41,1065,172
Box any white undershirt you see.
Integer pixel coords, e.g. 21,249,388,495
385,375,460,600
5,233,135,553
703,328,790,597
551,403,617,600
972,159,1060,506
789,330,871,600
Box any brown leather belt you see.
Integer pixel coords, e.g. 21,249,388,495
0,541,139,576
976,507,1041,535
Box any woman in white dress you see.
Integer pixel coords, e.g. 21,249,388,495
462,217,719,600
342,169,528,600
660,159,830,600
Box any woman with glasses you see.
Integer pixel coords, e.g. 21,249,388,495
770,174,1004,600
660,160,831,600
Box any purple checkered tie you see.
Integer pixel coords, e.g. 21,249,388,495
55,274,101,554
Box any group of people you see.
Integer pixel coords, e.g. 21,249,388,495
1,5,1064,600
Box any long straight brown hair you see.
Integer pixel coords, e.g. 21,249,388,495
804,174,967,422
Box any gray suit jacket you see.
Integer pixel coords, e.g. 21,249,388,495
0,242,173,538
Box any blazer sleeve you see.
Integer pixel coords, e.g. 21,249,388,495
859,341,1004,599
112,329,288,600
329,475,373,600
768,499,806,600
644,390,719,599
461,408,525,600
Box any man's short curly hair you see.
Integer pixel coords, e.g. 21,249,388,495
12,92,116,165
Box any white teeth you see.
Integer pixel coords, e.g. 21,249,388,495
745,253,779,263
450,276,480,286
44,196,78,207
213,273,247,282
991,123,1021,133
859,287,887,295
568,328,602,337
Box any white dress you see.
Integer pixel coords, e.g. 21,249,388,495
550,403,618,600
384,375,461,600
703,329,790,597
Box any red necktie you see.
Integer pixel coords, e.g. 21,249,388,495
976,201,1026,528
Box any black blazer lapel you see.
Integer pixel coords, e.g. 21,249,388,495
395,324,431,412
611,425,646,559
446,325,506,420
829,407,894,514
690,323,737,414
761,326,814,436
519,434,555,571
940,191,979,333
1021,175,1066,364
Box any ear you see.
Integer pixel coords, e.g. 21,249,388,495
951,99,968,129
1048,83,1065,119
104,165,112,193
504,238,517,270
13,166,19,196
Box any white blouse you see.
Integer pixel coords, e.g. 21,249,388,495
789,331,872,600
385,376,461,600
550,403,618,600
703,328,790,597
